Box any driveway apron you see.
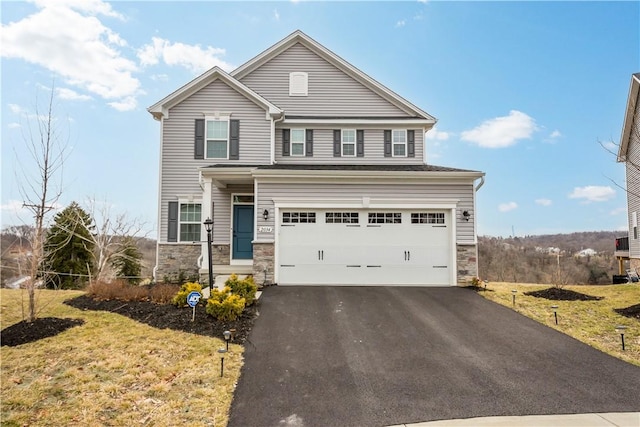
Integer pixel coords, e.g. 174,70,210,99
227,287,640,427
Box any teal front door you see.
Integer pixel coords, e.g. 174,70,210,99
233,205,254,259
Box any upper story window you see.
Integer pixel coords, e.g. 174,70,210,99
180,203,202,241
206,118,229,159
342,129,356,157
289,72,308,96
392,130,407,157
291,129,306,156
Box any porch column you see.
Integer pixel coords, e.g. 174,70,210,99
201,177,213,269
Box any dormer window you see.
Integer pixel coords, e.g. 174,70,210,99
289,72,308,96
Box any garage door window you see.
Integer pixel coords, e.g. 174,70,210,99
282,212,316,223
411,213,445,224
326,212,359,224
368,212,402,224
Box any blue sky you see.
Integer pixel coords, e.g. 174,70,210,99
1,0,638,238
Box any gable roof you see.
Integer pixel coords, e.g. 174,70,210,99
147,66,282,120
617,72,640,162
231,30,436,122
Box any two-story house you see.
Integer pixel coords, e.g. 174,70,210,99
148,30,485,287
616,73,640,274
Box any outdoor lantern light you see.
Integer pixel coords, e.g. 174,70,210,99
263,209,269,220
615,325,628,351
483,280,488,291
203,218,214,292
462,210,471,221
223,330,231,351
218,348,227,377
511,289,517,306
551,305,559,325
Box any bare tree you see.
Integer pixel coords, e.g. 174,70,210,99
16,82,69,321
85,198,148,282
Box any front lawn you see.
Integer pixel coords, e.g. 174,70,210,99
477,282,640,366
0,289,241,426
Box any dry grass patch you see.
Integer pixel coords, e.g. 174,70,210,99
1,289,242,426
477,282,640,366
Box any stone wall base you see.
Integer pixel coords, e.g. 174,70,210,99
457,244,478,285
157,244,201,283
253,242,274,286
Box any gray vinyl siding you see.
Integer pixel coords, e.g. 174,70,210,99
211,184,254,244
158,79,270,242
276,128,424,164
626,101,640,258
255,181,476,243
239,43,412,117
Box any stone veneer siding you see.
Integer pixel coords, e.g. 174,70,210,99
457,244,478,285
253,242,274,286
212,244,230,265
157,243,201,282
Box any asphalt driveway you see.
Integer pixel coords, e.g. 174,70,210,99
227,287,640,427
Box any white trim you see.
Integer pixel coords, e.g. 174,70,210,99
177,200,203,243
273,198,459,210
290,128,306,157
231,259,253,266
341,129,356,157
392,129,407,158
204,115,230,160
289,72,308,96
283,118,434,126
155,117,164,273
231,193,255,260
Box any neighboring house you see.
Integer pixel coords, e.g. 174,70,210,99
617,72,640,273
148,30,485,287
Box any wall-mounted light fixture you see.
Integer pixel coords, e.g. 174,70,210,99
263,209,269,220
462,210,471,221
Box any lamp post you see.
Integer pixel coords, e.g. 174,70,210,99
223,330,231,351
218,348,227,377
511,289,517,307
203,218,214,292
615,325,628,351
551,305,559,325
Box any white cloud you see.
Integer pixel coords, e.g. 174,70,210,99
108,96,137,112
610,207,626,216
461,110,537,148
150,74,169,82
569,186,615,203
396,20,406,27
425,127,450,141
1,0,140,109
498,202,518,212
535,198,552,206
56,87,92,101
137,37,233,74
549,130,562,138
274,9,280,20
8,104,25,114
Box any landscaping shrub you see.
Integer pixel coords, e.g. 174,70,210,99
87,280,144,301
225,274,258,306
149,283,180,304
206,290,246,321
172,282,203,307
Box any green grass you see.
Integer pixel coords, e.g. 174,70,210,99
478,282,640,366
1,289,242,426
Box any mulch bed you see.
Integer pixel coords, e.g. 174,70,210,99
1,317,85,347
524,287,603,301
1,295,259,348
614,304,640,320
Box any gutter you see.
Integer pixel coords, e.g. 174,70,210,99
475,176,485,191
271,113,285,164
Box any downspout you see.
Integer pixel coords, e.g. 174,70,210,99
473,175,485,281
475,176,485,192
271,113,285,164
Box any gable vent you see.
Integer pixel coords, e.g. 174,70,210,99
289,72,308,96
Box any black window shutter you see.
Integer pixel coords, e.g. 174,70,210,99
229,119,240,160
195,119,205,159
356,130,365,157
168,201,179,242
333,130,341,157
282,129,290,156
306,129,313,157
407,130,415,158
384,130,392,157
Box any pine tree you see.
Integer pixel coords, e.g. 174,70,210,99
111,236,143,284
42,202,95,289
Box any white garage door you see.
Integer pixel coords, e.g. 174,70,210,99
277,209,452,286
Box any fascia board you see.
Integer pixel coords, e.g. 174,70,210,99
253,169,484,183
282,118,436,126
272,197,460,209
147,67,282,120
618,73,640,162
231,30,436,121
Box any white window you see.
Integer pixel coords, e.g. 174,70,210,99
368,212,402,224
411,213,445,224
282,212,316,223
342,129,356,157
180,203,202,241
291,129,305,156
326,212,359,224
393,130,407,157
206,118,229,159
289,72,308,96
